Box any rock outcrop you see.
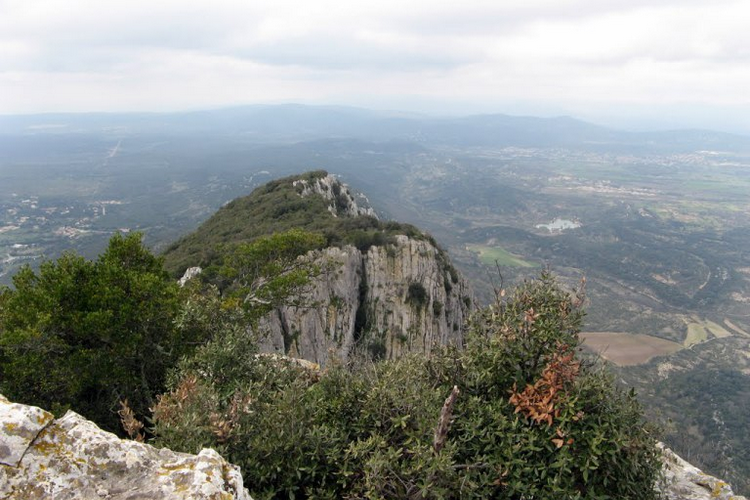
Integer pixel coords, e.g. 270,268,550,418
164,171,473,367
660,443,747,500
0,394,252,500
293,174,376,218
257,235,472,366
178,266,202,287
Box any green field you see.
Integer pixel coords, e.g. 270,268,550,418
683,316,734,347
468,244,538,268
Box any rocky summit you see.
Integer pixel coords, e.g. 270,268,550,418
169,171,473,366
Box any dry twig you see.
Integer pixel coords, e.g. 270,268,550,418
118,399,145,442
434,385,460,454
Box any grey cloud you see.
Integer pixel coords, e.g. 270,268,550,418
382,0,714,37
2,0,749,117
232,37,472,71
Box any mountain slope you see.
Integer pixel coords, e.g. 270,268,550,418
163,170,417,277
163,171,473,365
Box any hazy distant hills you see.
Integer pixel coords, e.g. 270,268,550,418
3,104,750,152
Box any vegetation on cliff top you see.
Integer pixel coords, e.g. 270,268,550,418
0,171,664,497
0,231,663,498
161,170,434,277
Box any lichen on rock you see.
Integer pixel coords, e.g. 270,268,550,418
0,395,252,500
659,443,747,500
0,394,54,467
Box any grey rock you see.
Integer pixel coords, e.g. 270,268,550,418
364,235,470,359
293,174,377,218
257,236,472,365
178,266,202,287
0,394,54,467
258,246,362,366
0,394,252,500
660,443,747,500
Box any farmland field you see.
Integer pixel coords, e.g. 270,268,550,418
467,244,538,268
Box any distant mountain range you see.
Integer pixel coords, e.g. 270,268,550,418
3,104,750,153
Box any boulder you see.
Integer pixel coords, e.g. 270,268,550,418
178,266,202,287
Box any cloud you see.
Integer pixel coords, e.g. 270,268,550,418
1,0,749,129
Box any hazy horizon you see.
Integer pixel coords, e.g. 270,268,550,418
2,1,750,134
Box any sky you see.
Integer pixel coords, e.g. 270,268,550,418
2,0,750,132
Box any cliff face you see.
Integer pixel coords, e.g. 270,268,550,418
170,171,473,366
363,235,471,359
256,234,472,366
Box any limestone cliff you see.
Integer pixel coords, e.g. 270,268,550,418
256,234,472,365
0,394,252,500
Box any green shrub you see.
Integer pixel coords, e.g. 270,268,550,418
0,233,184,432
153,272,662,499
406,281,428,310
433,300,443,317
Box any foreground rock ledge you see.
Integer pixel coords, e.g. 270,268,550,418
0,394,252,500
660,443,747,500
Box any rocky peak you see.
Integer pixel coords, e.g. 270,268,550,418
164,171,473,365
292,173,377,218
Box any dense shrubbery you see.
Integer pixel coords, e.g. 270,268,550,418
154,272,662,499
0,233,185,432
0,229,323,434
0,223,662,497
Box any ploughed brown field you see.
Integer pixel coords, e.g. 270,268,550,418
580,332,683,366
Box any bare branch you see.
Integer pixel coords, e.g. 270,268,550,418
434,385,460,454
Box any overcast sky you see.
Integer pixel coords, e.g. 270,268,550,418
2,0,750,132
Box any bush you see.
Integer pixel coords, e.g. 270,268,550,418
0,228,326,436
153,272,662,499
0,233,183,432
406,282,428,310
432,300,443,317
